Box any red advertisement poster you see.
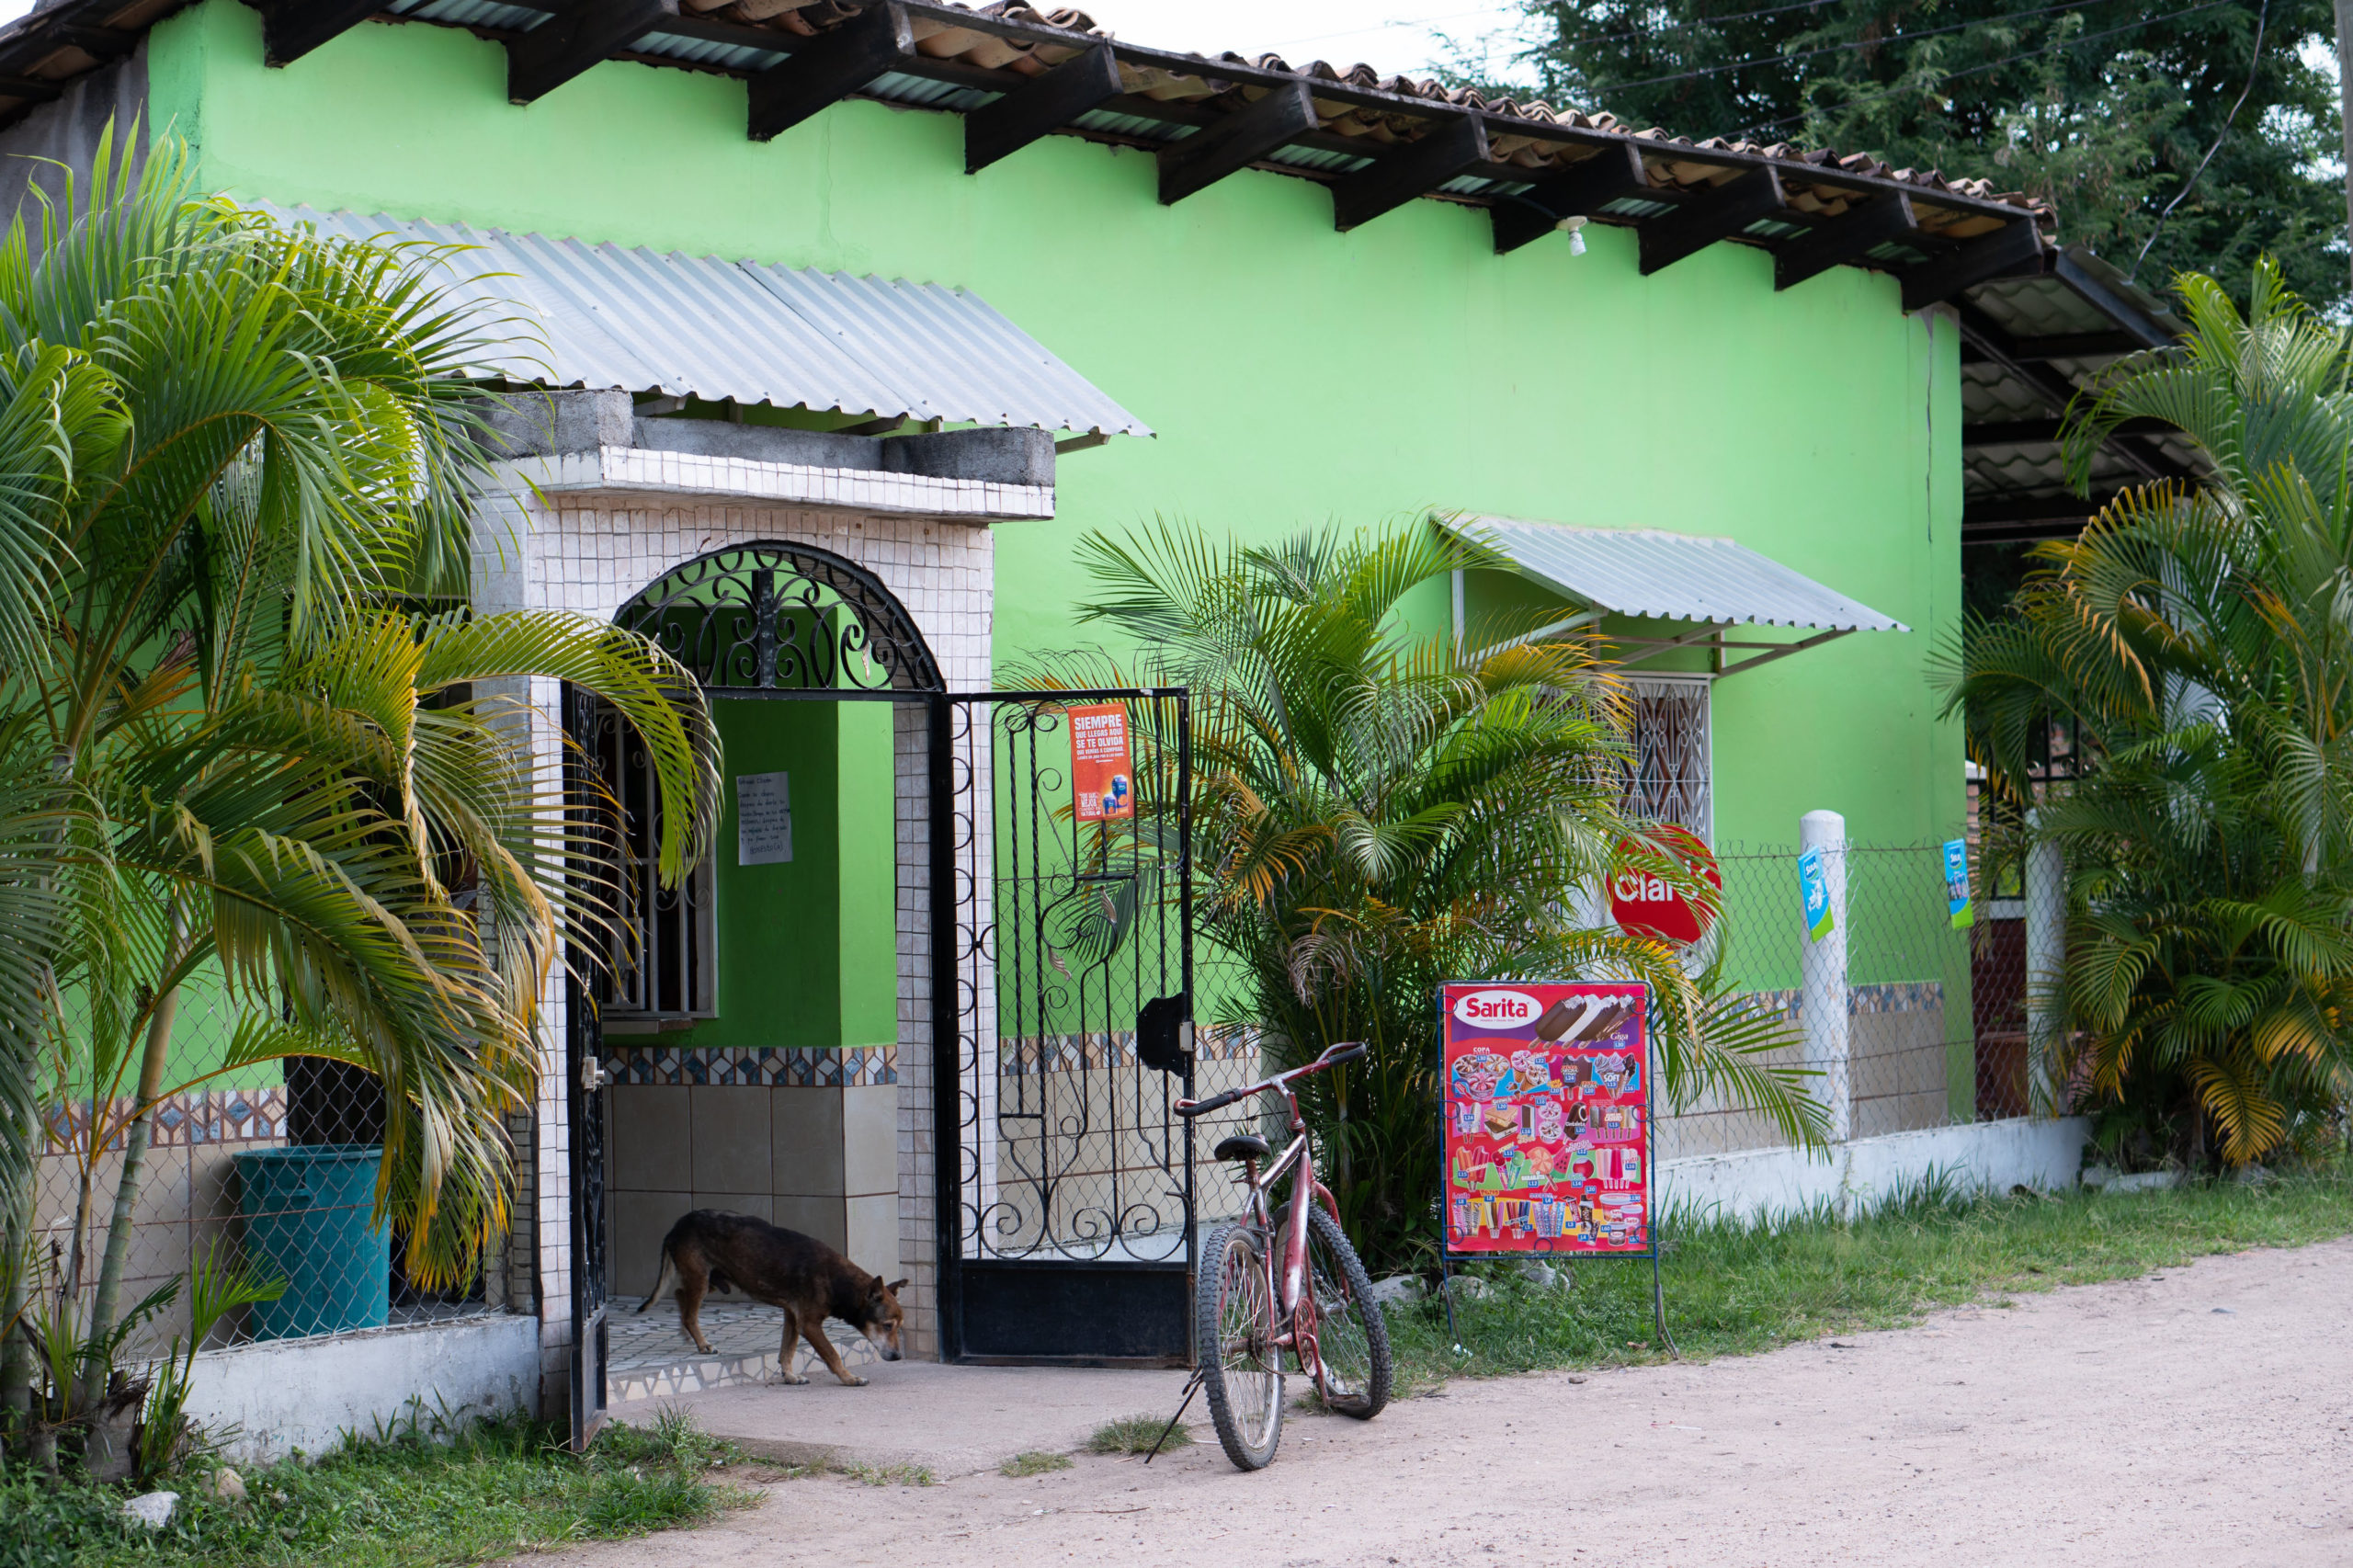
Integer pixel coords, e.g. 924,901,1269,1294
1440,982,1652,1256
1067,702,1135,823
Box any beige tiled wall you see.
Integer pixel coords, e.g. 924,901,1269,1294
606,1082,902,1303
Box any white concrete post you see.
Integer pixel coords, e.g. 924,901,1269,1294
2024,807,2064,1113
1800,810,1851,1143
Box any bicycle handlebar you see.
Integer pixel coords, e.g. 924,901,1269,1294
1172,1085,1247,1118
1174,1040,1366,1117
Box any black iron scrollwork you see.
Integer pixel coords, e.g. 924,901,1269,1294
948,693,1197,1265
616,541,943,695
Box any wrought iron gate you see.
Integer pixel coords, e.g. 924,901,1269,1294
934,689,1198,1364
563,686,614,1449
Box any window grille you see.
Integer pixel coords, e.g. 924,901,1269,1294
581,698,716,1023
1621,675,1712,839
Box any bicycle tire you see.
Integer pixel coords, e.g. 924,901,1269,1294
1280,1200,1393,1420
1195,1220,1283,1470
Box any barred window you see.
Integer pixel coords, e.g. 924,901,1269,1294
1621,675,1712,840
581,697,716,1025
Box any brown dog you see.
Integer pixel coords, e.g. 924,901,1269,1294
638,1210,906,1387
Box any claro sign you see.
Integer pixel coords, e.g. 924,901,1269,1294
1450,988,1541,1028
1607,827,1722,946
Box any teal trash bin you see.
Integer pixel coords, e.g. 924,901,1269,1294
233,1144,389,1339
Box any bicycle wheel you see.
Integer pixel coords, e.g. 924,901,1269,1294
1195,1220,1283,1470
1283,1201,1393,1420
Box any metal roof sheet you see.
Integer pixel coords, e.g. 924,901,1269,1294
1446,516,1906,633
259,204,1151,437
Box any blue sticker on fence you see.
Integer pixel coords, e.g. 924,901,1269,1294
1943,838,1973,930
1797,846,1834,942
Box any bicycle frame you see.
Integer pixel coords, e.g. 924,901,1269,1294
1179,1042,1358,1382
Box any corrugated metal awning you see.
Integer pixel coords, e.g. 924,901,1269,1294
261,205,1151,437
1444,516,1906,634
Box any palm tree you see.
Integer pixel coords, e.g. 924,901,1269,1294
1951,259,2353,1165
0,130,719,1444
1023,518,1822,1269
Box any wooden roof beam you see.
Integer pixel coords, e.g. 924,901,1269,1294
44,23,137,61
2051,249,2175,350
1965,416,2168,448
260,0,387,66
1772,193,1916,291
1638,165,1783,277
1961,330,2144,362
508,0,676,103
1491,141,1646,256
1962,494,2125,541
964,41,1120,174
1958,306,2186,483
1901,218,2042,311
1157,81,1315,206
1331,115,1487,233
748,1,915,142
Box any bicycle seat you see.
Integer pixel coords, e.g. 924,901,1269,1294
1212,1133,1270,1164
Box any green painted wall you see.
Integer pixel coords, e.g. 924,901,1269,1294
685,699,894,1051
145,0,1966,963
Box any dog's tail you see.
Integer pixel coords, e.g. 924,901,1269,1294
637,1235,677,1313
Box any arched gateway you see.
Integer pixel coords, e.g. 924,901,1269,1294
617,540,946,696
563,539,1226,1434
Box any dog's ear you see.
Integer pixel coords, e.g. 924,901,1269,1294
886,1278,909,1295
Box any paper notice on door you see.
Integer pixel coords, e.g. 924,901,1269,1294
1068,702,1135,823
737,771,792,866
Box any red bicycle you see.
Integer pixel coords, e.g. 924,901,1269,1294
1174,1040,1393,1470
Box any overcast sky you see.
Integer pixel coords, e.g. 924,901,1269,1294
0,0,1540,78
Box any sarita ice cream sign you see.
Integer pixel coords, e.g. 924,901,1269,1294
1451,988,1541,1033
1438,980,1653,1257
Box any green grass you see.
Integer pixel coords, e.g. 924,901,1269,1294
1386,1164,2353,1393
1,1404,752,1568
834,1462,934,1487
998,1450,1073,1478
1086,1415,1190,1455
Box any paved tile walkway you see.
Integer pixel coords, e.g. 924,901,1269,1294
608,1295,878,1403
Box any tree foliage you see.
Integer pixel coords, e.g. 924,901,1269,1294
1487,0,2346,311
1949,260,2353,1165
0,125,720,1439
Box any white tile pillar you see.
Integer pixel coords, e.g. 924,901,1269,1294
1800,810,1850,1144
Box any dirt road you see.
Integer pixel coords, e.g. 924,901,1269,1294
532,1236,2353,1567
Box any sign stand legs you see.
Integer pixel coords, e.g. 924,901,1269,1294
1438,1255,1464,1353
1650,1226,1677,1359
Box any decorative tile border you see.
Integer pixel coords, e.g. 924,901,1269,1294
42,1087,289,1154
996,1023,1262,1076
600,1045,897,1088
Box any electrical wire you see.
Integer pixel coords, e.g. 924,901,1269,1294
2127,0,2268,278
1720,0,2235,139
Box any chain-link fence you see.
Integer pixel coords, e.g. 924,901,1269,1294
1666,842,1976,1161
25,985,524,1357
1184,838,2026,1174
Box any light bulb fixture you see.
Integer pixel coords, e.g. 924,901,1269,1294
1557,213,1589,256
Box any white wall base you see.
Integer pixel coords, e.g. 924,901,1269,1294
1658,1116,2090,1226
184,1313,540,1464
